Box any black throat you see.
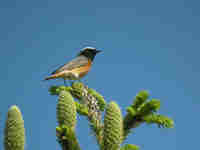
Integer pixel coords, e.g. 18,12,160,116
80,52,96,61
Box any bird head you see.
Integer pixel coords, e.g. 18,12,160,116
78,47,102,61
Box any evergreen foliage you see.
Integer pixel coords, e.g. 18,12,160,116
3,82,174,150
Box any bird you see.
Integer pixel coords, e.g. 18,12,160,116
44,47,101,84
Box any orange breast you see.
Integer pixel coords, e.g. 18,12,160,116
70,60,92,78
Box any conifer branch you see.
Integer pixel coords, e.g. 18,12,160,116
49,82,106,146
71,82,105,146
2,82,174,150
48,82,174,150
56,125,80,150
123,91,173,140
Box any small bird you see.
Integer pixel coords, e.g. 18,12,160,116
44,47,101,83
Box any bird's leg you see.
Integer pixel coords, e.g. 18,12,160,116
82,78,88,86
63,79,67,86
69,80,74,86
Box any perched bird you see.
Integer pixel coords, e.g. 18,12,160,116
44,47,101,83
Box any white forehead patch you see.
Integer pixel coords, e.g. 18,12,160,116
83,47,96,50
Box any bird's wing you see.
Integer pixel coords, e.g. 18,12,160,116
51,56,89,75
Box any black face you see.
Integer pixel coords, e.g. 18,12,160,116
78,47,101,61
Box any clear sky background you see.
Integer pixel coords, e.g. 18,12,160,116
0,0,200,150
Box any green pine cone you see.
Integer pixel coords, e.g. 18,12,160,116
57,90,77,129
103,101,123,150
4,105,25,150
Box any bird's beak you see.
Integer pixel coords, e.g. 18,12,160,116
96,50,102,53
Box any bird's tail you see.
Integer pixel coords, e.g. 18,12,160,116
44,71,65,81
44,76,53,80
44,74,59,81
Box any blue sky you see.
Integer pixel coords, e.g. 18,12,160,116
0,0,200,150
